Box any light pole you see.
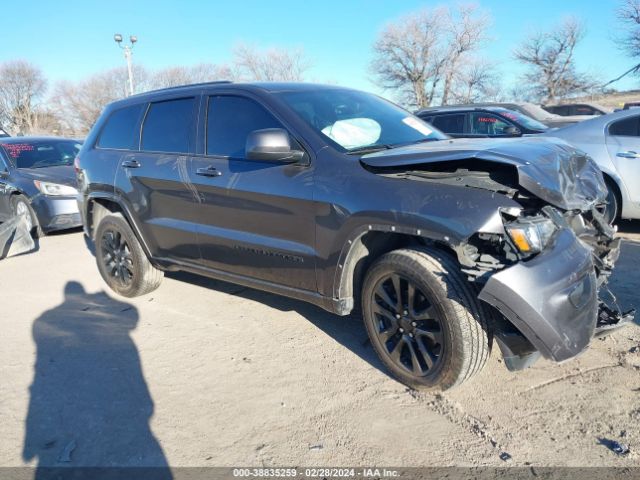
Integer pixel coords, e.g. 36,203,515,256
114,33,137,96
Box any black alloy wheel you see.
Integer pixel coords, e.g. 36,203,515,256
371,273,444,376
100,228,134,288
362,248,491,390
94,213,163,297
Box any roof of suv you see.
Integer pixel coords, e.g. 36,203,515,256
115,81,350,107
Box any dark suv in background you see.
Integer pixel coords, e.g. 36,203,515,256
416,106,548,138
76,82,631,390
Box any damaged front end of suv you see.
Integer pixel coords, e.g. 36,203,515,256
364,137,634,371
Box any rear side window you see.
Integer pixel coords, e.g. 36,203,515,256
97,104,144,150
207,96,283,157
141,97,195,154
609,117,640,137
430,114,465,134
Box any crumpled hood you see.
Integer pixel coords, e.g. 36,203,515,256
361,137,607,211
17,165,77,188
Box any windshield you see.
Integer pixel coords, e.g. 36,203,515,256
494,108,549,131
277,89,447,152
1,140,82,169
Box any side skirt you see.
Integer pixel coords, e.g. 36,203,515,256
154,257,354,316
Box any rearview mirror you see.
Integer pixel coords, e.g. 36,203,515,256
245,129,304,163
504,126,522,137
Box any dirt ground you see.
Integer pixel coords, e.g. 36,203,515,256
1,222,639,469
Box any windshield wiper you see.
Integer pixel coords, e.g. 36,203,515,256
346,144,393,155
397,138,440,148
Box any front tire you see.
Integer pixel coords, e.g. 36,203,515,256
11,195,41,237
601,179,619,225
94,213,163,297
361,247,491,390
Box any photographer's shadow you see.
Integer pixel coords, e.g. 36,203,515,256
23,281,171,478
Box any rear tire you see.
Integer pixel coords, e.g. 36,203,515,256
361,247,491,391
94,213,163,297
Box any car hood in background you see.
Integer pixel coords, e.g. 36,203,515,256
17,165,77,188
361,137,607,211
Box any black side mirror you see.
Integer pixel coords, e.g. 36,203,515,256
504,126,522,137
245,128,304,163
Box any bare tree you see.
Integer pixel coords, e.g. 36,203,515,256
370,5,490,108
617,0,640,59
233,44,311,81
0,60,48,135
514,18,594,103
148,63,235,89
450,60,501,104
440,5,491,105
50,66,148,135
370,7,448,108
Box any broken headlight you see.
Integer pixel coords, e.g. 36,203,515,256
504,216,557,255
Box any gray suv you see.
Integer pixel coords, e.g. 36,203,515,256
76,82,632,390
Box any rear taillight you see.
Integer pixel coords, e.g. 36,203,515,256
74,156,81,174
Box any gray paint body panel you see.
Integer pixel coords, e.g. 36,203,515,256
479,228,598,361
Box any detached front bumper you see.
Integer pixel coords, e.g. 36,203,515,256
478,227,622,363
31,195,82,232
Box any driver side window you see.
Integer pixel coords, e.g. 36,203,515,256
469,113,513,136
206,96,284,158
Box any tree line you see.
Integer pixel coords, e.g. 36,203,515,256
0,44,311,137
2,0,640,136
372,0,640,109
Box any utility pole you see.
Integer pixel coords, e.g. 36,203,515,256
114,34,137,96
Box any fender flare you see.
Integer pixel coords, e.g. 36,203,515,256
85,192,155,263
332,223,443,301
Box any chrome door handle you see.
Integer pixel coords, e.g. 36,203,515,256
122,159,141,168
196,166,222,177
616,151,640,159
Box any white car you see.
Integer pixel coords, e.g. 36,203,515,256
544,109,640,222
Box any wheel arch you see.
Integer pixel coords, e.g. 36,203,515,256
85,194,155,263
601,171,623,215
334,226,458,311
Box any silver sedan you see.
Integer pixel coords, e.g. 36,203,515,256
544,109,640,222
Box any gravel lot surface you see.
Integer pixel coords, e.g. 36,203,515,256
1,224,639,468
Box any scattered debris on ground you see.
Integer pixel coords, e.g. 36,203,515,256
598,438,630,456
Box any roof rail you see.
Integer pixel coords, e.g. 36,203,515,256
131,80,233,97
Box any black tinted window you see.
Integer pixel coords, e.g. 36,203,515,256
552,106,569,116
431,114,465,134
97,104,143,149
609,117,640,137
142,98,195,153
207,96,283,157
573,105,596,115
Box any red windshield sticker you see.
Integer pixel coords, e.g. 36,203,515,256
502,112,518,121
2,143,34,158
477,117,497,123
